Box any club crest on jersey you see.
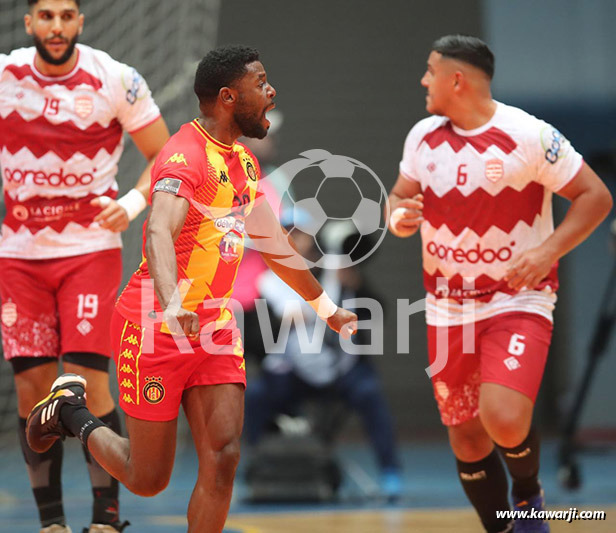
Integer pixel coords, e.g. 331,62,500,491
485,158,504,182
245,161,257,181
74,95,94,118
143,376,165,404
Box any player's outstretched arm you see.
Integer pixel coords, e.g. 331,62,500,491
387,173,424,238
245,198,357,338
506,162,613,290
92,117,170,232
145,190,199,338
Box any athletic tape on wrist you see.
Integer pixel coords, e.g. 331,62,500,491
307,291,338,320
117,188,147,221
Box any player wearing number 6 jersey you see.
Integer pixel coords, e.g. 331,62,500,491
0,1,169,531
388,35,611,533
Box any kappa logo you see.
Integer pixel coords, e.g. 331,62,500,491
120,379,135,389
119,364,134,374
219,170,229,184
165,153,188,166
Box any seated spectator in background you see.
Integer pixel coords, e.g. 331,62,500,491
244,218,403,500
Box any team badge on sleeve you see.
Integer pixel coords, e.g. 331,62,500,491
153,178,182,195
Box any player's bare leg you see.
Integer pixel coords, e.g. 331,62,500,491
448,415,494,462
15,361,60,417
182,383,244,533
15,361,71,530
86,416,178,497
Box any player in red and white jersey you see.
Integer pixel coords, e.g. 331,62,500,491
0,1,169,532
389,35,612,533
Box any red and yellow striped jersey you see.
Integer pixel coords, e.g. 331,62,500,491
116,119,262,330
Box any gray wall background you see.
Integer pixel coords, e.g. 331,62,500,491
216,0,616,436
217,0,484,436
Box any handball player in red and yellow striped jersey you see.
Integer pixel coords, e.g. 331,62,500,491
27,45,358,532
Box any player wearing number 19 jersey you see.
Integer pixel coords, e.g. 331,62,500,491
389,35,612,533
0,2,169,531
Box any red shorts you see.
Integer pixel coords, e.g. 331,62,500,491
0,249,122,360
427,312,552,426
111,310,246,421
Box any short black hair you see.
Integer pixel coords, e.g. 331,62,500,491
28,0,80,6
194,45,260,103
432,34,494,79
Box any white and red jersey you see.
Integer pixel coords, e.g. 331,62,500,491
399,101,584,325
0,44,161,259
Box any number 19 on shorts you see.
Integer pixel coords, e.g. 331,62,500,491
77,294,99,319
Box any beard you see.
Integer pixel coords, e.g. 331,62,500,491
234,104,268,140
33,33,78,66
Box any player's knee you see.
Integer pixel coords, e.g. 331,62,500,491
480,407,530,448
211,439,241,486
16,381,53,414
448,420,493,462
127,470,171,497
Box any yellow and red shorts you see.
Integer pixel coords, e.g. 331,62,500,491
111,309,246,421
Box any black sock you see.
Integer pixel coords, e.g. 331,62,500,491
18,417,66,527
60,403,105,447
82,409,122,525
497,427,541,502
456,449,513,533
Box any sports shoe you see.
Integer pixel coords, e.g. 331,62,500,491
41,525,72,533
26,373,87,453
380,467,403,502
83,521,130,533
82,520,130,533
513,488,550,532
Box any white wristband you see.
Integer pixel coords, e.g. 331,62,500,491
117,188,147,221
307,291,338,320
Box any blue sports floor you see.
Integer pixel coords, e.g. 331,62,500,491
0,436,614,532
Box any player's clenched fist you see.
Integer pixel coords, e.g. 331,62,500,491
163,306,200,339
327,308,358,339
